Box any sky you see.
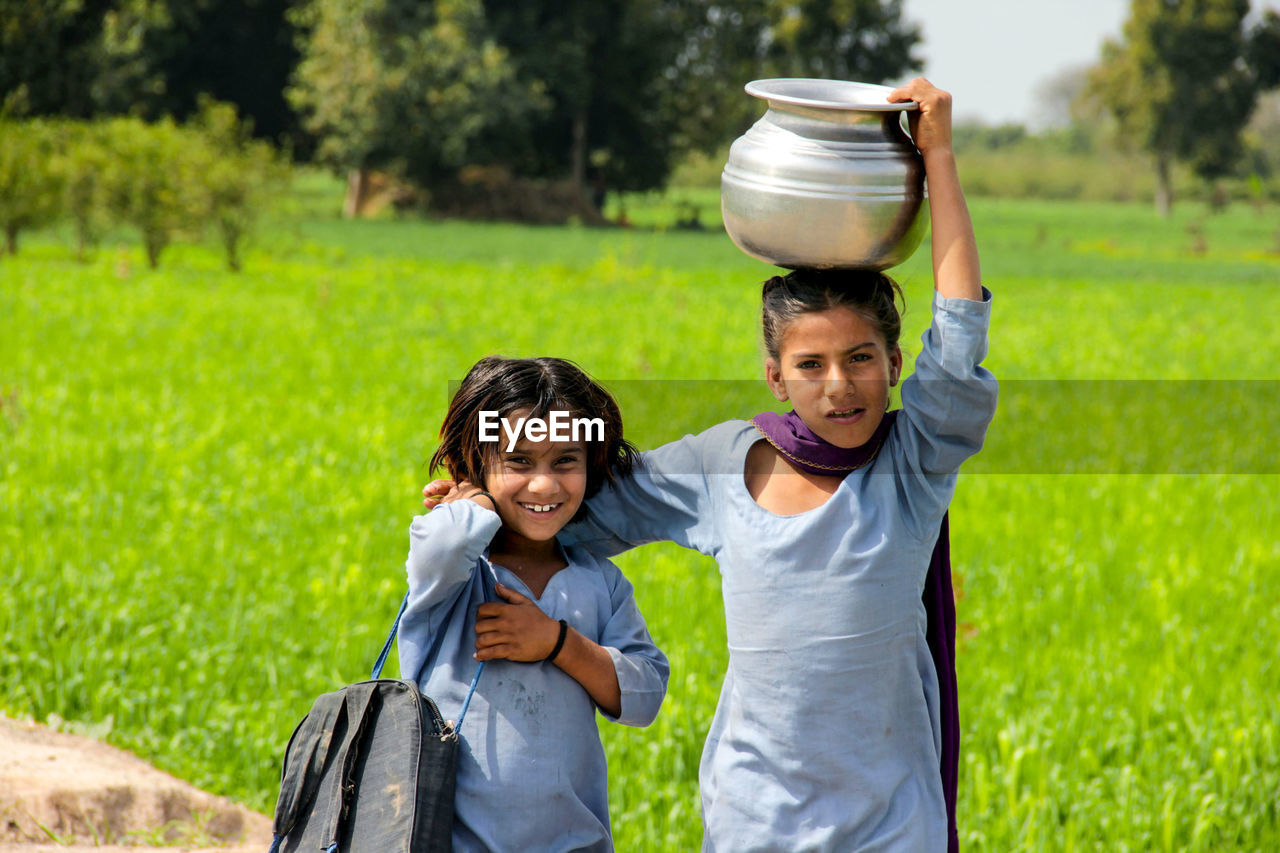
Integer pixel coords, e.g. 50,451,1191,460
898,0,1129,126
898,0,1280,128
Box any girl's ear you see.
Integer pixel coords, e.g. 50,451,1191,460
764,357,789,402
888,346,903,387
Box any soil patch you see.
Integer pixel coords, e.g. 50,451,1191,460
0,715,270,851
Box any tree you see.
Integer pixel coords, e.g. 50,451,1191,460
663,0,923,158
479,0,688,194
1034,64,1093,131
99,117,206,268
1086,0,1264,216
1,0,303,148
1246,8,1280,92
288,0,538,216
0,0,116,117
0,119,63,254
188,99,289,271
56,120,113,260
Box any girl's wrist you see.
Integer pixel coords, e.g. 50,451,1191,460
921,147,957,168
545,619,569,662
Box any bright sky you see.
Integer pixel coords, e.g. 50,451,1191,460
898,0,1280,127
898,0,1130,126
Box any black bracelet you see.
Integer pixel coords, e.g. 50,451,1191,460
546,619,568,662
475,490,497,511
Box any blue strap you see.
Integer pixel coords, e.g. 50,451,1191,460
456,661,485,731
370,594,408,680
372,578,488,733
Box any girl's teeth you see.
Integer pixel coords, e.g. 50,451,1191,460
524,503,556,513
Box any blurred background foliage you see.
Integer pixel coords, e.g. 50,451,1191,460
4,2,1280,848
2,0,1278,235
0,103,287,269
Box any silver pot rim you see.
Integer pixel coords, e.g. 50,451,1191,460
744,78,919,113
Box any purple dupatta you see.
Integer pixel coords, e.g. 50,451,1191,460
750,409,961,853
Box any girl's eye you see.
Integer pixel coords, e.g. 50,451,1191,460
505,456,530,466
851,353,873,363
797,360,821,370
556,455,583,467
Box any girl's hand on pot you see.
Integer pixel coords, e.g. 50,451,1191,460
473,584,561,662
888,77,953,158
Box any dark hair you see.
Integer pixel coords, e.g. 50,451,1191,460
429,356,636,499
761,268,905,361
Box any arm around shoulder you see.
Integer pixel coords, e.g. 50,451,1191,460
561,427,721,558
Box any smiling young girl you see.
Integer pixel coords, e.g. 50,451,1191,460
400,355,668,853
538,78,996,852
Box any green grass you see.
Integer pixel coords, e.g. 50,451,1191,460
2,193,1279,850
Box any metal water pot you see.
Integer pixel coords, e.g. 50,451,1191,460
721,79,927,270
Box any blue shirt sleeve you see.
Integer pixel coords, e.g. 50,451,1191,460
398,500,502,683
589,558,670,727
890,287,998,537
561,426,724,557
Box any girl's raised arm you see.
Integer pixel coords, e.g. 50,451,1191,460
398,497,502,683
889,79,982,303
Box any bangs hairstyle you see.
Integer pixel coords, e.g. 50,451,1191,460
429,356,636,498
761,268,905,360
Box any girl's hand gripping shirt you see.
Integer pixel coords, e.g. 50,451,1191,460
397,499,669,853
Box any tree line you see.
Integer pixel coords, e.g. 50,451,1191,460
1,0,1278,221
1,0,923,217
1086,0,1280,216
0,102,286,268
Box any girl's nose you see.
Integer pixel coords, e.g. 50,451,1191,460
527,472,558,495
824,367,855,396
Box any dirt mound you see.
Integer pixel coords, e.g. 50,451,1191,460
0,715,271,851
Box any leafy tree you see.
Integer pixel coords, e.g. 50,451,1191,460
188,99,290,272
0,0,115,117
0,119,63,255
663,0,923,158
1246,8,1280,91
1086,0,1269,216
1,0,302,147
289,0,923,206
481,0,686,193
288,0,537,215
99,116,205,268
55,121,113,260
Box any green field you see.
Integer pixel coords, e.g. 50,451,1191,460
3,194,1279,850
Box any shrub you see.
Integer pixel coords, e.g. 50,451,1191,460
1,108,290,270
97,117,205,269
187,99,289,271
53,121,112,260
0,119,63,255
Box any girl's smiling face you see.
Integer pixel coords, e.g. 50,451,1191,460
765,307,903,449
483,409,588,547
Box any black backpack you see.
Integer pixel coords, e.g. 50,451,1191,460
267,597,485,853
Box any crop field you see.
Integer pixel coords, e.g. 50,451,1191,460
3,192,1279,850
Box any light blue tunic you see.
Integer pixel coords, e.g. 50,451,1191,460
562,290,997,852
398,499,669,853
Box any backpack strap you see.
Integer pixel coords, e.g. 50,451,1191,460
319,682,380,852
371,575,490,732
268,689,348,843
370,594,408,680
